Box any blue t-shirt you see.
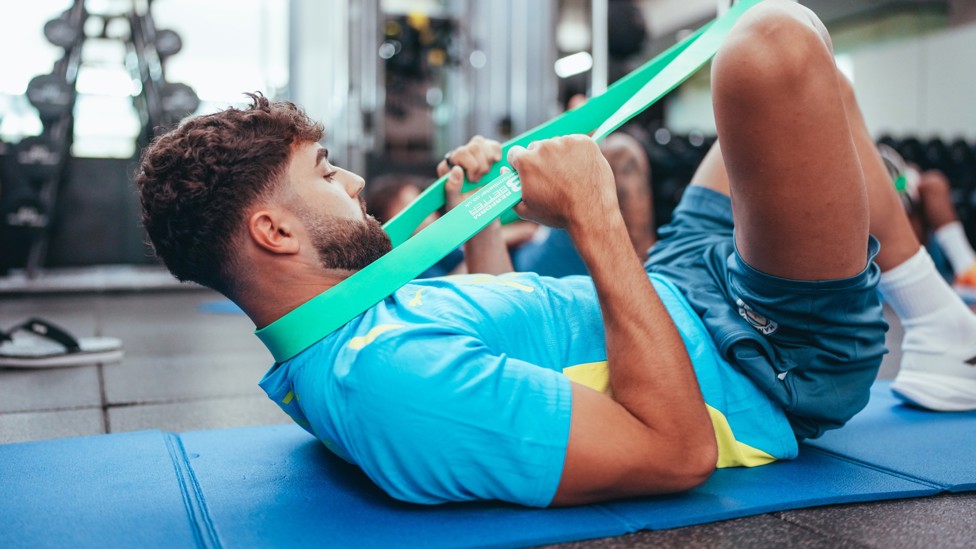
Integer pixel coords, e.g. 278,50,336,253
259,272,798,507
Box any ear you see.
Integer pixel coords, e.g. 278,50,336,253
247,208,301,255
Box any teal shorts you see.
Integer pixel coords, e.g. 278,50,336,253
645,186,888,439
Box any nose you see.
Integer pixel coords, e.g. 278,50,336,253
340,169,365,198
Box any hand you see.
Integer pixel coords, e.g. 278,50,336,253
444,165,512,212
436,136,509,275
508,135,618,231
437,135,502,183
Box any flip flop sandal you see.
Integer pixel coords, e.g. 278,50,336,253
0,318,123,368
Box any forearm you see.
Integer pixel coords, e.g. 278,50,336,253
569,213,711,441
463,219,514,274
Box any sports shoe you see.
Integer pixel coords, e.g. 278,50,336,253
891,320,976,411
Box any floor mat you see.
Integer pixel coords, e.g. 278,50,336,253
806,383,976,492
2,382,972,548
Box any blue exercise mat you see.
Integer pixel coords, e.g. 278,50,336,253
179,426,632,548
0,431,205,548
807,382,976,492
1,382,972,548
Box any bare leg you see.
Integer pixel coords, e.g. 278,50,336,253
690,41,922,275
711,0,868,281
694,0,976,412
687,142,730,195
832,76,976,410
834,75,921,271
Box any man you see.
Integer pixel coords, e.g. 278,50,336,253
136,0,976,508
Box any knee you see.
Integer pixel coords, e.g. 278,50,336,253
713,1,835,101
919,170,952,198
600,134,650,189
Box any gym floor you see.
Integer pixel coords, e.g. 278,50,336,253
2,274,974,548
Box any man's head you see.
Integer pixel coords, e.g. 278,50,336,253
136,94,391,298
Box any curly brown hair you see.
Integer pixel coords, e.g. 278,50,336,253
135,94,323,295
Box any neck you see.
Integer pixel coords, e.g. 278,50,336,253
236,264,356,329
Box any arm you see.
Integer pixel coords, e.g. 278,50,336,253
437,136,513,274
510,136,717,505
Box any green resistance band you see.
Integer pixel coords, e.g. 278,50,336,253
257,0,759,363
384,24,701,247
893,174,907,193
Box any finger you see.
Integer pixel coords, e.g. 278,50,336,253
507,145,527,170
468,146,491,181
444,166,465,209
490,141,502,162
447,166,464,190
452,148,488,182
499,166,511,175
451,147,476,171
437,158,451,177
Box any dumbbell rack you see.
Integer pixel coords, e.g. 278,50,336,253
0,0,198,278
3,0,86,278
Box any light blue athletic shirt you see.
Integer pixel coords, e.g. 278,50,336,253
259,272,798,507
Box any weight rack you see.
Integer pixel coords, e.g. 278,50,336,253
0,0,199,277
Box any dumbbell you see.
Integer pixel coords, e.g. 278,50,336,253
159,82,200,123
43,14,83,49
16,136,63,180
26,73,75,120
2,193,49,230
155,29,183,58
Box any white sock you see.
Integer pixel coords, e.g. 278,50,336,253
933,221,976,276
879,247,969,323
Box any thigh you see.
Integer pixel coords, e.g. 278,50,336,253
711,1,869,281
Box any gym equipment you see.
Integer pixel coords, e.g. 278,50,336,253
807,383,976,491
154,28,183,58
127,3,200,145
43,15,83,49
1,382,971,548
256,0,761,364
15,135,63,180
3,195,47,230
158,82,201,125
25,73,75,121
6,1,85,278
6,0,196,276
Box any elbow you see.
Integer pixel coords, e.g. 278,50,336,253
664,431,718,492
673,443,718,492
681,452,717,491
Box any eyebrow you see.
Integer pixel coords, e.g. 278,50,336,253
315,147,329,168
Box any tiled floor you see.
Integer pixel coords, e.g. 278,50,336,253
2,282,974,548
0,287,289,443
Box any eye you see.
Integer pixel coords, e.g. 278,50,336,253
323,169,338,181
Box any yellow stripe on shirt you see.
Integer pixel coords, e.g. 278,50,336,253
562,360,776,468
348,324,404,350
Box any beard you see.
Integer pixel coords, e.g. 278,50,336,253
300,199,393,271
